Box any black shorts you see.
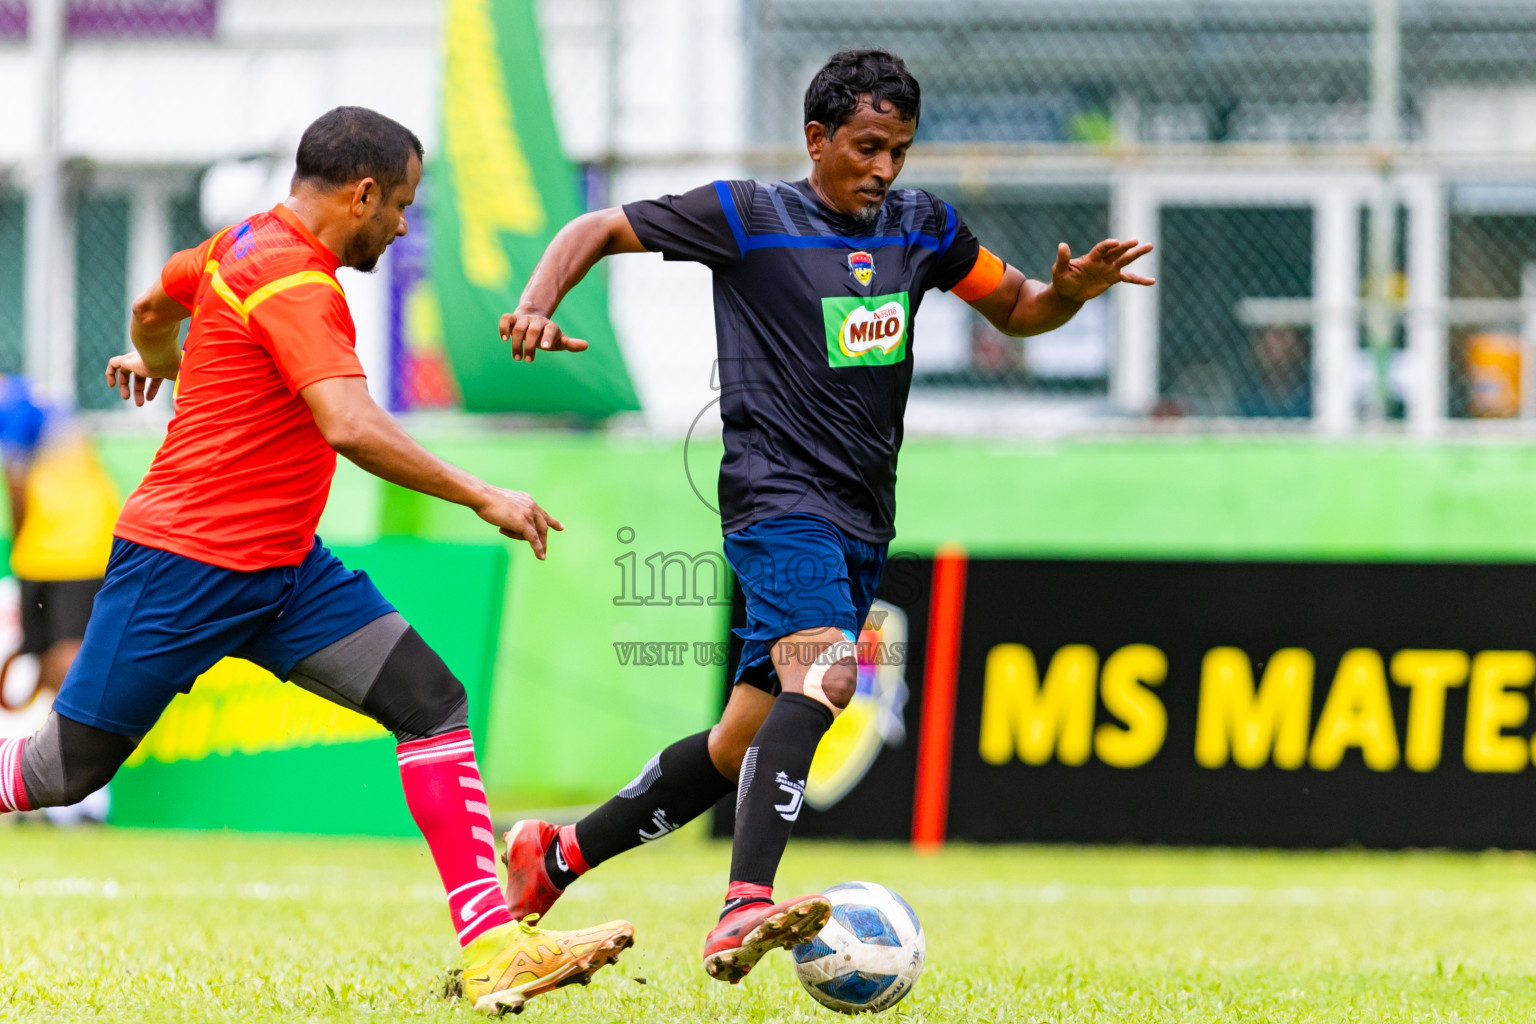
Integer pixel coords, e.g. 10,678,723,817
18,578,102,655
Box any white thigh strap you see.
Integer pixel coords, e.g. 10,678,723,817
801,628,859,716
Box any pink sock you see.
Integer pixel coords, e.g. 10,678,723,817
0,738,31,813
397,729,513,947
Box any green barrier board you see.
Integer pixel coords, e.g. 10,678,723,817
108,539,507,835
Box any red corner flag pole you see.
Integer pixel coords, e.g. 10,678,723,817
911,544,968,853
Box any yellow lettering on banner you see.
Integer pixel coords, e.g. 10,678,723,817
443,0,548,289
1194,647,1313,769
1463,650,1534,772
123,658,387,768
978,644,1097,766
1390,650,1469,771
1309,649,1399,771
1094,644,1168,768
177,700,217,763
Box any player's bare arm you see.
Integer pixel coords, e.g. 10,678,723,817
498,208,645,362
300,375,562,559
966,238,1155,338
3,461,25,538
107,278,191,406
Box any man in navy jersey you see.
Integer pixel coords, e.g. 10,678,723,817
494,49,1154,982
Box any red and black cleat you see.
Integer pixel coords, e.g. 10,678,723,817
500,819,566,923
702,894,832,984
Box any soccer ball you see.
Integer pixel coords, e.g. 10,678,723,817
791,881,925,1013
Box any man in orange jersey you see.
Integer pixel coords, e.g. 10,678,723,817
0,107,632,1016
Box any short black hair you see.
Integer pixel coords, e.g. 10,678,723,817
293,106,423,193
803,49,921,135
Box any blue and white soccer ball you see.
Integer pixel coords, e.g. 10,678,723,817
791,881,925,1014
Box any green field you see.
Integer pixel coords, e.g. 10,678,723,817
4,824,1536,1022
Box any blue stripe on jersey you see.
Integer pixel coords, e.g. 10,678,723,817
714,179,946,256
715,180,750,254
743,232,944,252
939,202,959,255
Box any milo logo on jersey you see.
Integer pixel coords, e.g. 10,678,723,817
823,292,910,367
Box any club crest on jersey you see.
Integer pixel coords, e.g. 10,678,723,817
847,250,875,287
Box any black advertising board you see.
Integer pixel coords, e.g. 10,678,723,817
715,557,1536,849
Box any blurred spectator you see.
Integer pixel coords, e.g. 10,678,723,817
1237,325,1311,418
1158,362,1238,417
0,376,120,823
1463,332,1521,418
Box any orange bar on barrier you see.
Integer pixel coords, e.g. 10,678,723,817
911,544,968,853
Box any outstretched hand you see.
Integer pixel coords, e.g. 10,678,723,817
105,351,171,406
474,486,563,560
1051,238,1155,304
499,311,589,363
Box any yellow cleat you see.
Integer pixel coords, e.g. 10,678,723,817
453,914,636,1016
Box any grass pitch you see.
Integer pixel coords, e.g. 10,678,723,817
4,825,1536,1022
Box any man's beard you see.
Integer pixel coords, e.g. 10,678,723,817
851,201,882,226
347,213,392,272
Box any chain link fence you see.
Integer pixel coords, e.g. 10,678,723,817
1157,206,1314,418
0,192,23,377
73,192,129,412
1447,203,1536,420
65,184,202,412
746,0,1536,425
912,188,1112,394
30,1,1536,428
18,2,219,411
750,0,1536,146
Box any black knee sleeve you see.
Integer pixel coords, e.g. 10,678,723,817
20,711,136,808
361,628,469,743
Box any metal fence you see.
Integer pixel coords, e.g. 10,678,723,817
749,0,1536,147
73,192,129,411
7,0,217,415
28,0,1536,430
746,0,1536,427
0,193,23,378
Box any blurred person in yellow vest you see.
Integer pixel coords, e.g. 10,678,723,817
0,375,120,700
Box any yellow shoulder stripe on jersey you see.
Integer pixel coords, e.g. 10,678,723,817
197,226,236,316
205,266,245,319
203,226,233,260
203,267,344,322
244,271,345,313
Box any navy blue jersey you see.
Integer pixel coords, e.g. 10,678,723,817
624,179,984,542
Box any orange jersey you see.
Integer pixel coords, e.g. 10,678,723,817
114,204,364,570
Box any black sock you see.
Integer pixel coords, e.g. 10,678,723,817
548,729,733,887
728,693,834,889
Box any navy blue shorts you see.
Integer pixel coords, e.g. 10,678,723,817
723,514,888,693
53,537,395,736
